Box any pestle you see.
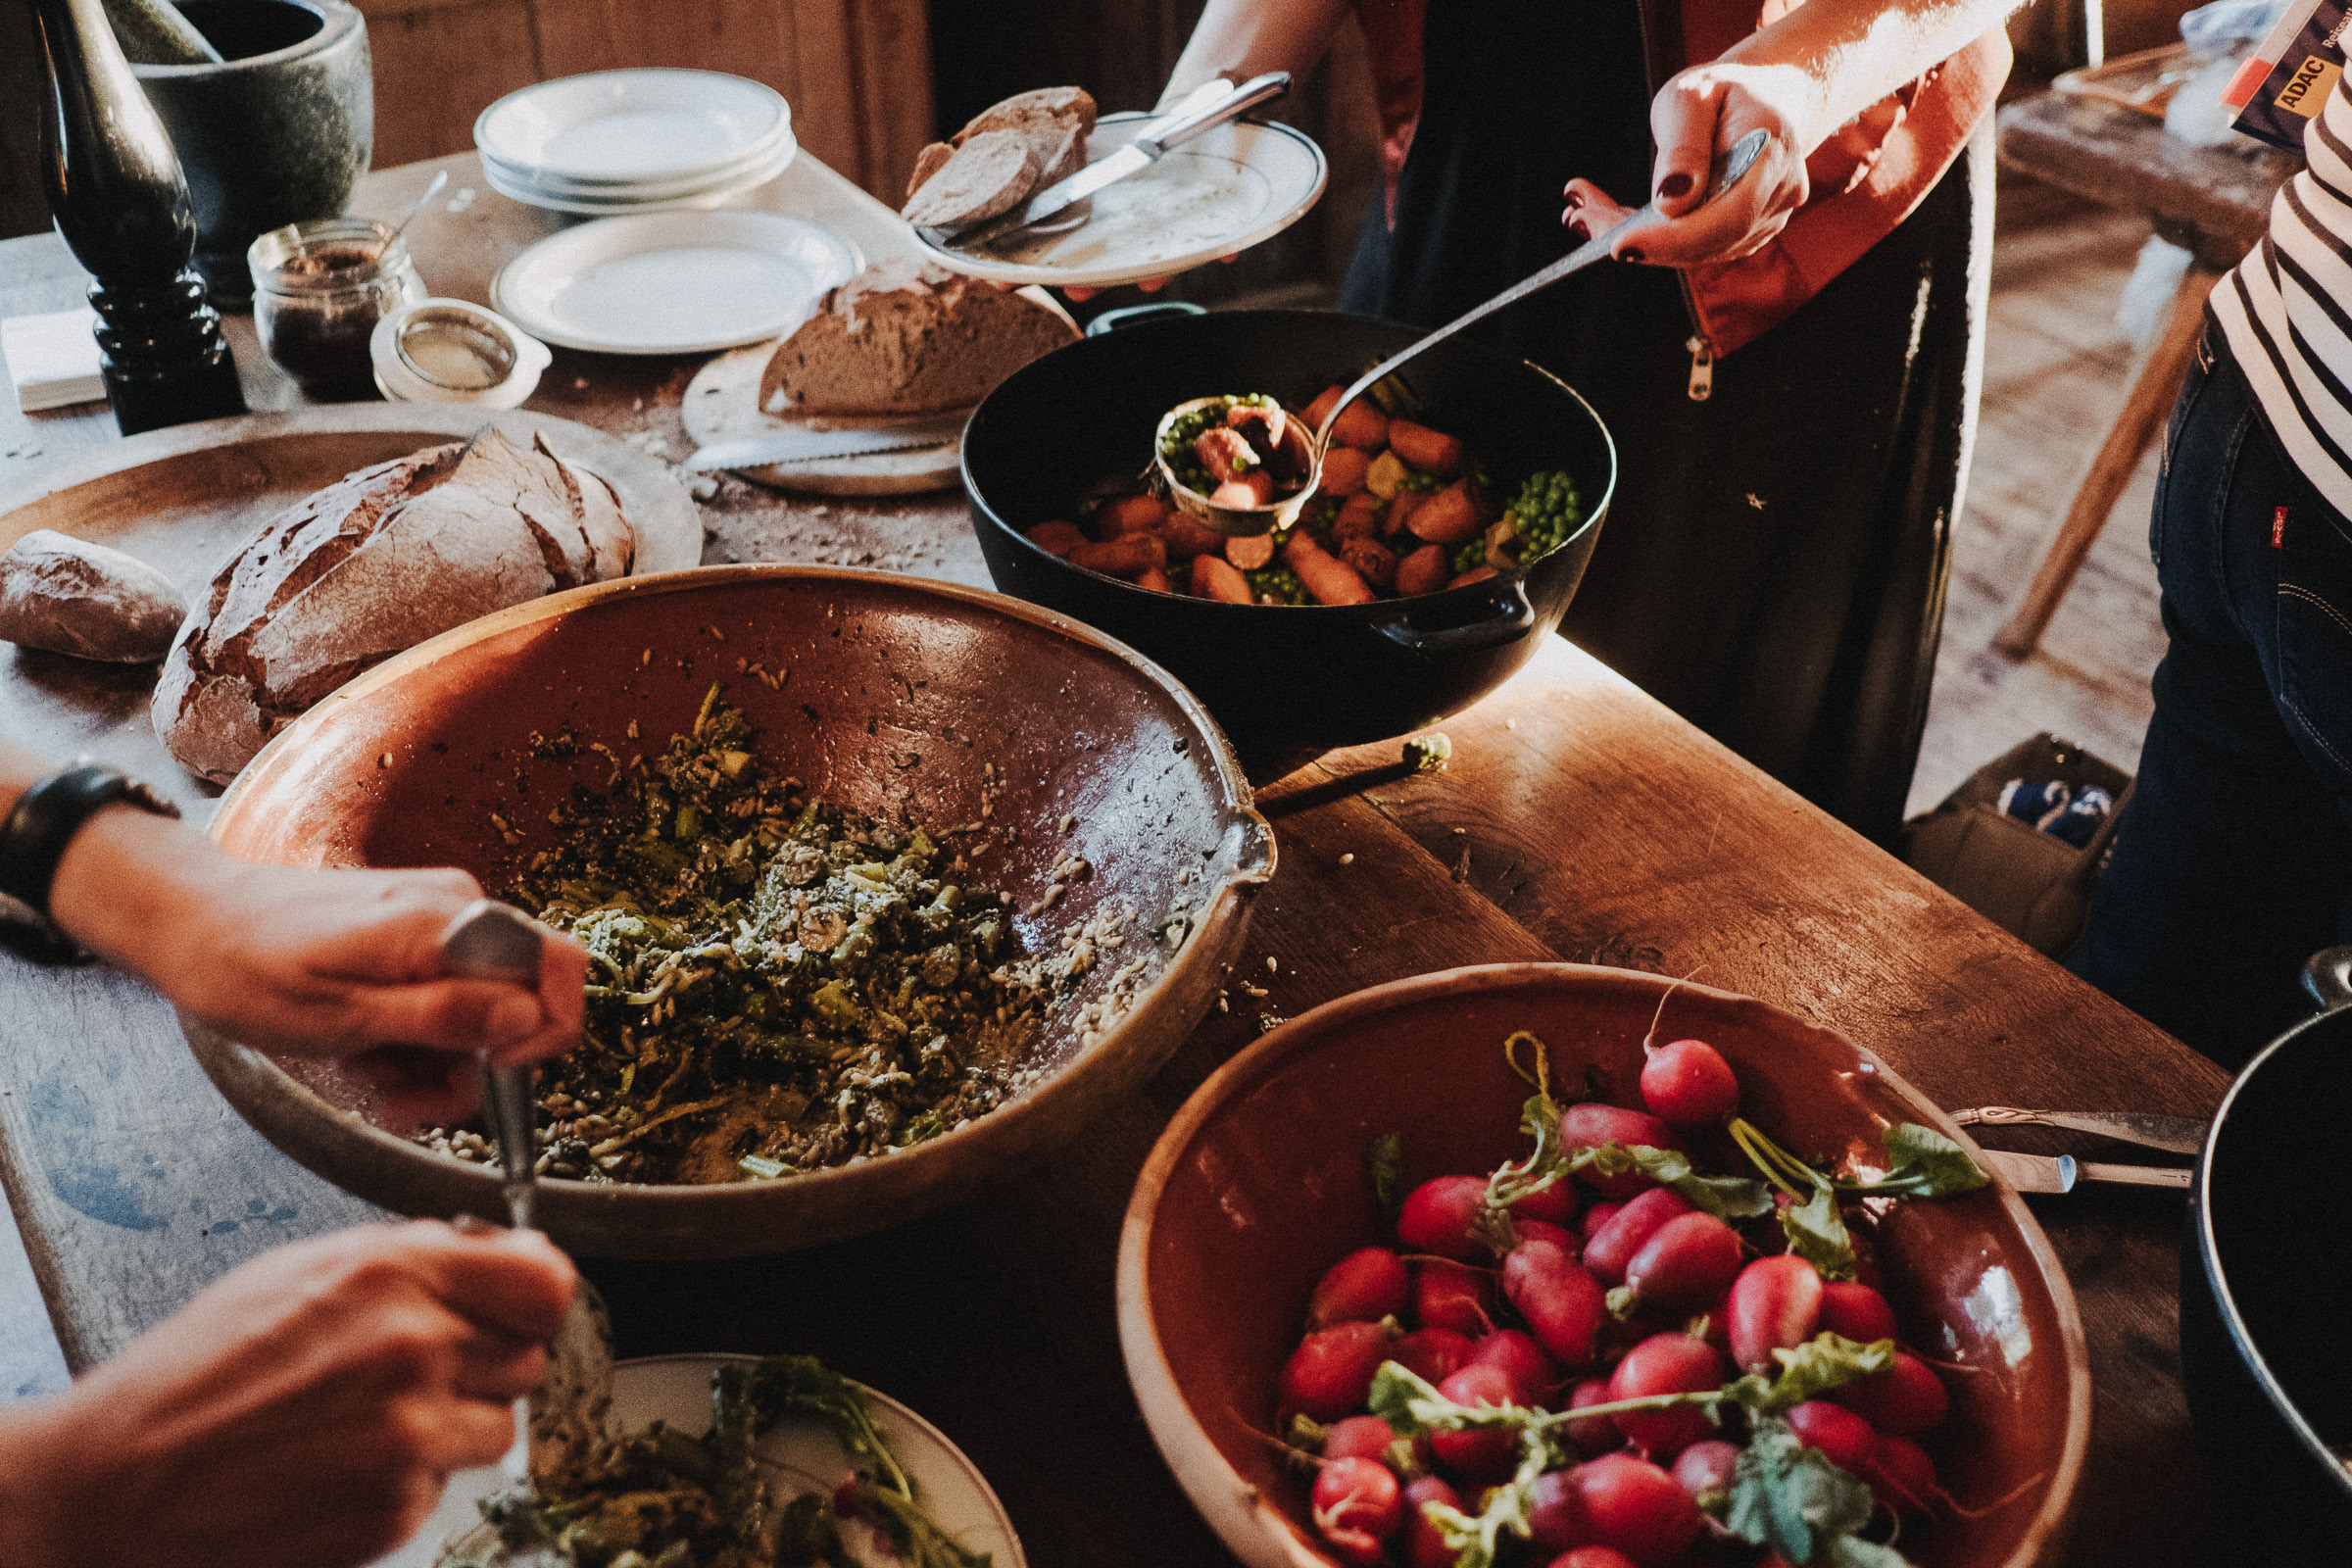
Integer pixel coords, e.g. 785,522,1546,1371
102,0,221,64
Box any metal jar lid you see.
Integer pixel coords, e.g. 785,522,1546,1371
369,297,551,408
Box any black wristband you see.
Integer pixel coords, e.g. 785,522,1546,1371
0,765,180,964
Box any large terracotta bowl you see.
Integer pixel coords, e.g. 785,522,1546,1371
1118,964,2088,1568
187,565,1274,1258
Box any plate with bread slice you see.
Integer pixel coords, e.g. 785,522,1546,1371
683,260,1078,495
902,86,1327,289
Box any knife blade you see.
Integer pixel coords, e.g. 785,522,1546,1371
682,420,965,471
943,70,1293,250
1976,1148,2192,1194
1949,1105,2207,1155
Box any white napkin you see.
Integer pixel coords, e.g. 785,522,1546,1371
2,309,104,413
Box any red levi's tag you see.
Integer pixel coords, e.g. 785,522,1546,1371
2276,506,2289,547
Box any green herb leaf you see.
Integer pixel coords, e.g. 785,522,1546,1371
1778,1180,1859,1282
725,1353,910,1500
1829,1536,1918,1568
1718,1418,1890,1566
1425,1431,1552,1568
1856,1123,1991,1199
852,1477,994,1568
1564,1143,1774,1221
1722,1334,1896,1413
1370,1132,1406,1220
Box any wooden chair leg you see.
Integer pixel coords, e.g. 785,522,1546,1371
1991,260,2222,660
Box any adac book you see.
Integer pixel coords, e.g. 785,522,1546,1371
2224,0,2348,149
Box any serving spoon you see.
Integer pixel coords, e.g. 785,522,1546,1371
1156,127,1773,538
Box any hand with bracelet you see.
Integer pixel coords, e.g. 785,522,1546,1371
0,737,588,1125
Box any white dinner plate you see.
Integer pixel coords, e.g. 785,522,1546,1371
480,141,797,217
492,211,861,355
481,132,795,203
475,70,792,187
910,112,1327,289
377,1354,1025,1568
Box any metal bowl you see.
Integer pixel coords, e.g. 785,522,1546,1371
184,565,1274,1258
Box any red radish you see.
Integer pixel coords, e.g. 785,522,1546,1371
1513,1217,1579,1253
1399,1477,1463,1568
1558,1104,1685,1199
1581,1189,1694,1286
1816,1280,1899,1344
1786,1400,1878,1472
1570,1453,1704,1563
1639,1038,1740,1128
1312,1456,1403,1565
1510,1182,1579,1226
1393,1327,1477,1386
1308,1248,1409,1330
1670,1439,1740,1501
1322,1414,1398,1464
1525,1469,1591,1552
1561,1377,1622,1457
1281,1320,1393,1420
1430,1363,1523,1482
1827,1348,1948,1435
1726,1254,1825,1372
1413,1258,1495,1336
1502,1240,1608,1368
1865,1433,1937,1518
1547,1549,1641,1568
1581,1200,1624,1241
1605,1333,1726,1460
1398,1175,1491,1260
1621,1212,1743,1311
1470,1329,1563,1405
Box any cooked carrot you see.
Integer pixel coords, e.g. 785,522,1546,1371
1387,418,1464,477
1097,494,1171,537
1225,531,1275,571
1407,479,1484,545
1331,495,1383,543
1320,446,1372,497
1300,384,1346,431
1158,511,1226,560
1284,532,1377,607
1387,490,1428,537
1068,534,1166,577
1447,564,1498,588
1395,542,1450,596
1340,536,1398,591
1197,426,1258,484
1330,398,1391,452
1136,565,1174,594
1191,553,1253,604
1211,471,1275,508
1028,519,1089,557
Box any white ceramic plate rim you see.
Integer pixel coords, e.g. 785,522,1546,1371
910,113,1327,288
492,210,861,355
374,1353,1025,1568
481,144,798,218
480,126,793,199
475,69,792,186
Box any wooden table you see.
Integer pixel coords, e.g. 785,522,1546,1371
0,152,2231,1565
1989,85,2299,659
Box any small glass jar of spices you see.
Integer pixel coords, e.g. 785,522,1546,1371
248,217,426,401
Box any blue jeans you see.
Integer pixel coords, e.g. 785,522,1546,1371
2070,324,2352,1068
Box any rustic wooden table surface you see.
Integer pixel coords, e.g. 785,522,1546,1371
0,152,2231,1565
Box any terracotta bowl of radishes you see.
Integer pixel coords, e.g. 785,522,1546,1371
1117,963,2087,1568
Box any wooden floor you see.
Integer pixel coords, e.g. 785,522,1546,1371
1907,172,2172,816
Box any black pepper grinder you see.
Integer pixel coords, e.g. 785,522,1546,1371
31,0,246,434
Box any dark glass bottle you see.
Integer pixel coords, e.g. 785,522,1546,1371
30,0,246,434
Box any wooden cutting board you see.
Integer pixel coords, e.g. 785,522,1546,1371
0,403,702,814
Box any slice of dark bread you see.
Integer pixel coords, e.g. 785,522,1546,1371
900,129,1039,229
760,262,1078,417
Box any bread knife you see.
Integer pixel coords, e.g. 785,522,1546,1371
1949,1104,2206,1155
1975,1148,2192,1194
683,420,966,470
942,71,1293,250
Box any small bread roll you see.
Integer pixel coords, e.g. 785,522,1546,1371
0,529,187,662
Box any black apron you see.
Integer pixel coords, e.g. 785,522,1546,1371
1342,0,1987,844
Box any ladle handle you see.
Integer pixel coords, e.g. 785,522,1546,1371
1312,127,1772,451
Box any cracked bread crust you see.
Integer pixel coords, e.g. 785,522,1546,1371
758,261,1078,418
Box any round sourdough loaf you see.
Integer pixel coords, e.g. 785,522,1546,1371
0,529,188,662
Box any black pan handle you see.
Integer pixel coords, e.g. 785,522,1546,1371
2302,946,2352,1011
1085,302,1208,336
1373,577,1537,655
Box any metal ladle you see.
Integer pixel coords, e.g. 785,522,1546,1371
1155,127,1772,538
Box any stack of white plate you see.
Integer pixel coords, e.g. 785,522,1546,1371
474,70,796,216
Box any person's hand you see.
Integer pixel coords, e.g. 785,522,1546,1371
50,808,588,1124
1062,253,1239,303
0,1220,577,1568
1562,62,1812,270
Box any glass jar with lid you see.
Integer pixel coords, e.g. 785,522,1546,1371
248,217,426,401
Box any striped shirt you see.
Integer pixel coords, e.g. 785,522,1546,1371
2215,78,2352,518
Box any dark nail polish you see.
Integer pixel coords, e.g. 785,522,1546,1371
1620,247,1644,265
1658,172,1693,200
